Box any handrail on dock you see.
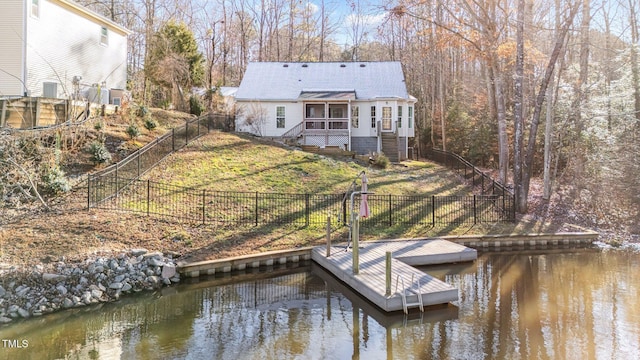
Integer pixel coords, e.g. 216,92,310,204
395,273,424,314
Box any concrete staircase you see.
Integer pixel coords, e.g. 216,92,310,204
381,133,399,162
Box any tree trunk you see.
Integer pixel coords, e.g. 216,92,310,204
520,3,580,212
514,0,526,212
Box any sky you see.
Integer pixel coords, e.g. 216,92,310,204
312,0,390,46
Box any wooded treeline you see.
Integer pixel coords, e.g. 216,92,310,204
80,0,640,232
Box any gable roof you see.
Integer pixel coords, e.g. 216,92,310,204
235,62,410,101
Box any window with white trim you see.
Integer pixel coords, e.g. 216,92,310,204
397,106,402,128
351,106,359,128
408,106,414,128
100,26,109,46
31,0,40,18
276,106,285,128
370,106,376,128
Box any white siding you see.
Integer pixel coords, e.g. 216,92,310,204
0,1,26,96
25,0,128,98
236,101,304,137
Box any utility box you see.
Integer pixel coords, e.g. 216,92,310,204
110,88,125,106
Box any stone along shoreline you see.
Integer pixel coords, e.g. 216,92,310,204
0,249,179,323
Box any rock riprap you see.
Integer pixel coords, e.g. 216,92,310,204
0,249,180,323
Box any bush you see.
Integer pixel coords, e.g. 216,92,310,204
126,123,141,139
89,141,112,164
189,95,204,116
372,152,390,169
136,106,149,118
41,167,71,195
94,120,103,131
144,118,158,131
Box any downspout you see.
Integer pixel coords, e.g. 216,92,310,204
347,99,351,151
22,0,28,96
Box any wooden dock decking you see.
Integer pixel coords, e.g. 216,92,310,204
311,239,477,313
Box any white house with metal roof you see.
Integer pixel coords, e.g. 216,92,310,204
0,0,129,102
234,62,416,161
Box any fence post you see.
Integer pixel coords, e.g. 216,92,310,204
87,175,91,210
305,194,310,227
432,195,436,227
185,121,189,145
146,180,150,216
115,163,119,197
202,189,206,225
255,191,259,226
388,194,392,226
473,195,477,224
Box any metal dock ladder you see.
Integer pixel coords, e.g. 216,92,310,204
396,274,424,314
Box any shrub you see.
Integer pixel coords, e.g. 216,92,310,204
126,123,141,139
144,118,158,131
372,152,390,169
89,141,112,164
189,95,204,116
136,106,149,118
41,166,71,195
94,120,103,131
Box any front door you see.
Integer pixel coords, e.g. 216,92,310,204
381,106,392,131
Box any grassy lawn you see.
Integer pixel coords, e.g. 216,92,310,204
144,131,472,197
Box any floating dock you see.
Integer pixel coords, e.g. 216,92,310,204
311,239,477,313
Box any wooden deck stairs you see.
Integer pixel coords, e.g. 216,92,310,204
381,133,399,162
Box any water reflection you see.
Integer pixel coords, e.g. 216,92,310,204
0,249,639,359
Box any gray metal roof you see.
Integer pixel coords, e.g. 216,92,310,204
235,62,410,101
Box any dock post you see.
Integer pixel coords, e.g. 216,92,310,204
385,251,392,296
353,216,359,274
326,215,331,257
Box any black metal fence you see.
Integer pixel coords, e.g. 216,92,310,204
88,177,515,228
426,148,515,220
87,128,515,228
88,113,232,206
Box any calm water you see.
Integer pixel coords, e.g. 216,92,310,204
1,248,638,360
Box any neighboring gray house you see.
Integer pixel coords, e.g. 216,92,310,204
234,62,416,161
0,0,129,103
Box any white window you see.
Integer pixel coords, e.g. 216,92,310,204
100,26,109,45
351,106,359,128
408,106,414,128
397,106,402,128
31,0,40,18
276,106,285,128
370,106,376,128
